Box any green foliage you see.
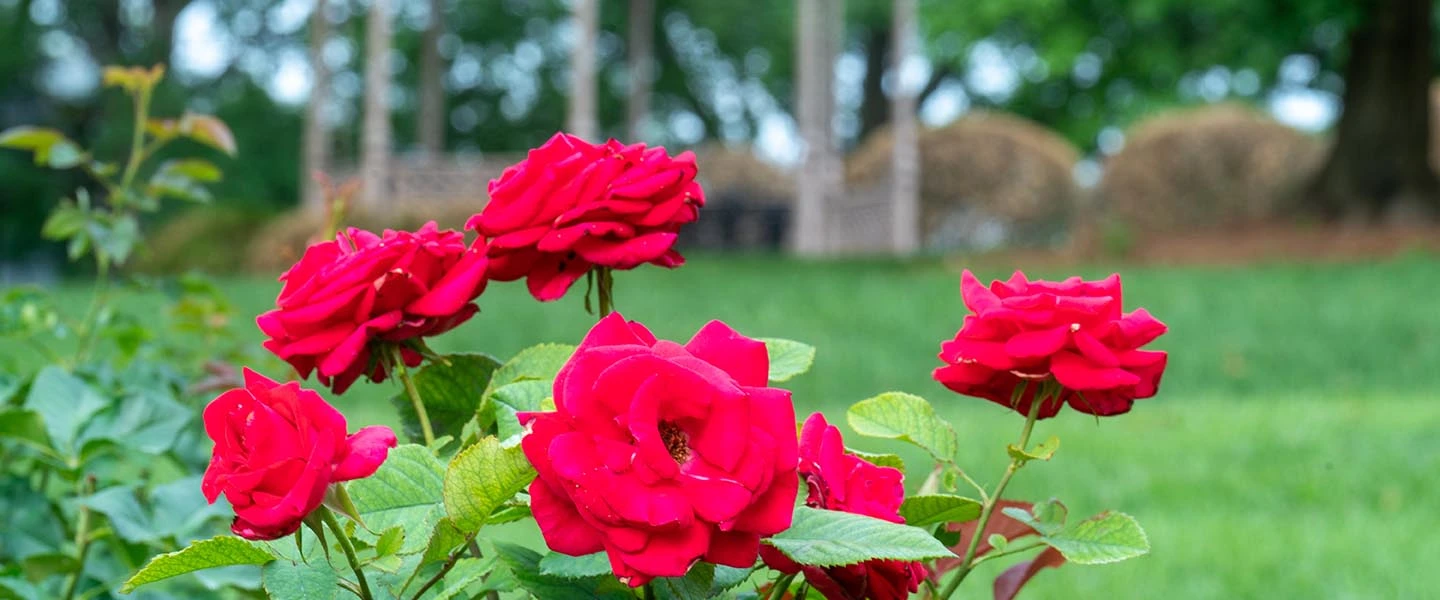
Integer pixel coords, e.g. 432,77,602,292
121,535,274,592
762,506,956,566
1008,435,1060,464
389,353,501,444
760,338,816,382
846,392,960,461
491,542,634,600
899,494,985,527
538,551,611,579
346,444,447,556
260,560,339,600
847,448,907,472
1041,512,1150,565
442,437,537,534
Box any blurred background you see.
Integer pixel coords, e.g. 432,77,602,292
2,0,1439,597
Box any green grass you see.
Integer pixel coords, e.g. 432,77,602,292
14,253,1440,597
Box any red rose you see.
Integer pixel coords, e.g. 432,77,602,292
257,222,487,393
760,413,927,600
200,369,397,540
466,133,704,301
932,270,1167,418
520,313,798,586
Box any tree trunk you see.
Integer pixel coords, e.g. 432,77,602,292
302,0,332,213
889,0,920,254
626,0,656,142
1307,0,1439,221
419,0,445,159
793,0,840,255
361,0,392,208
858,25,889,143
568,0,600,141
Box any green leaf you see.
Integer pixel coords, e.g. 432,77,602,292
760,338,816,382
1001,500,1067,537
420,518,469,566
374,526,404,558
180,113,238,156
492,542,633,599
0,408,51,452
261,560,338,600
157,158,223,182
90,213,140,265
346,444,446,555
23,366,109,458
40,206,87,241
487,503,532,525
710,565,753,596
0,127,83,168
988,534,1009,552
443,436,536,534
1042,512,1150,565
846,448,906,472
762,506,956,567
390,353,501,444
148,172,214,204
538,551,610,579
0,577,43,600
898,494,984,527
653,562,716,600
846,392,959,461
1007,436,1059,464
490,380,550,446
487,343,576,393
122,535,275,592
429,556,497,600
78,388,191,457
0,126,67,150
45,142,83,168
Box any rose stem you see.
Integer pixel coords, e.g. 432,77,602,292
320,507,374,600
939,393,1044,599
392,346,435,447
596,267,614,319
61,475,96,600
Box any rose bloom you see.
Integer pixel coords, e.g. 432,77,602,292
200,369,397,540
520,313,797,586
933,270,1168,418
466,133,704,301
257,222,487,393
761,413,927,600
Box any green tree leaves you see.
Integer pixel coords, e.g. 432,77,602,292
899,494,984,527
763,507,955,566
121,536,274,592
346,444,447,555
1040,512,1150,565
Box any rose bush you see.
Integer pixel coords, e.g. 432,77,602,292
96,128,1166,600
933,270,1168,418
200,369,398,540
465,132,705,301
761,413,927,600
520,313,799,585
257,222,488,393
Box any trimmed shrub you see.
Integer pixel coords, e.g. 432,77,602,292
846,111,1081,251
1098,104,1326,233
134,206,275,274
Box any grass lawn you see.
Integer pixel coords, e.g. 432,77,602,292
13,253,1440,598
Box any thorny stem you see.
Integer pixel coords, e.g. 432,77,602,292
392,346,435,447
940,396,1043,599
320,507,374,600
